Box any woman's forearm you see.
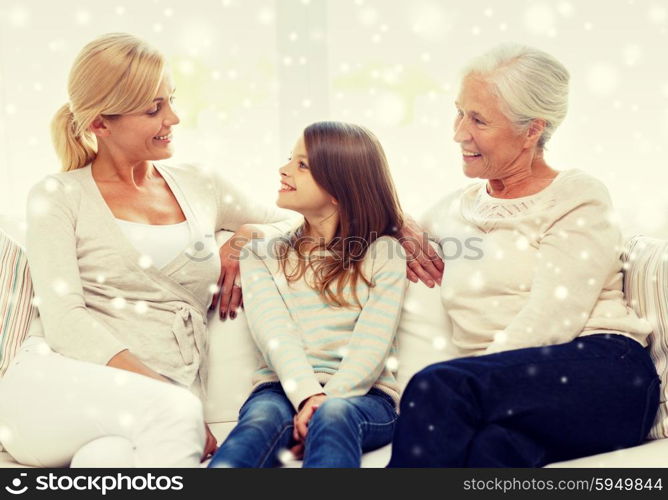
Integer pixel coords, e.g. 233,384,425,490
107,349,170,383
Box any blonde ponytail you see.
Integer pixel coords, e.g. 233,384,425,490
52,33,165,172
51,103,97,172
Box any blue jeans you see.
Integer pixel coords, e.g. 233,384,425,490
208,382,397,468
388,334,660,467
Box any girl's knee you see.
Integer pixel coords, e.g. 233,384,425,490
310,398,354,426
240,395,293,425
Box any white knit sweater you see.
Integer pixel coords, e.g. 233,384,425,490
422,169,652,356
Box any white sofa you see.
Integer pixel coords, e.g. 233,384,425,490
1,215,667,468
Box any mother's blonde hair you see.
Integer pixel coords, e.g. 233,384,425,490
52,33,165,171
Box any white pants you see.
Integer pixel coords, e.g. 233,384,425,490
0,337,205,467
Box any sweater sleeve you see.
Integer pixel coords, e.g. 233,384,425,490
240,243,323,410
484,180,622,354
25,176,128,364
210,168,302,238
323,237,407,398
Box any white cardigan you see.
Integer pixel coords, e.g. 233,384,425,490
25,163,297,397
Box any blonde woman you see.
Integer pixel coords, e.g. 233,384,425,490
0,33,295,467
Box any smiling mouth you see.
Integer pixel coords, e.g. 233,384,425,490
279,181,296,192
154,133,172,141
462,151,481,158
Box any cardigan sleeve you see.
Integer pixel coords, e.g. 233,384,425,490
210,169,302,239
25,176,128,364
240,243,323,410
323,237,407,398
484,180,622,354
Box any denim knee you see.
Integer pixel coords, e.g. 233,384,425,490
239,394,293,428
309,398,355,428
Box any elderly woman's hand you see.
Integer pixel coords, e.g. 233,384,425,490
398,216,444,287
210,225,256,320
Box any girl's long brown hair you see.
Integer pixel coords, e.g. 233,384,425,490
278,121,404,307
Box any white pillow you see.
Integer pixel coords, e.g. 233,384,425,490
623,235,668,439
395,280,458,389
204,309,258,423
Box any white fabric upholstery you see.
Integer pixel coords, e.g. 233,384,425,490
204,309,257,423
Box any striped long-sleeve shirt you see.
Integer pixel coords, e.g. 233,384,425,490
240,235,407,410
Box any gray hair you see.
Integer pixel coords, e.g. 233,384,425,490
462,44,570,149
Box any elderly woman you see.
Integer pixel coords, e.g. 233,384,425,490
388,44,660,467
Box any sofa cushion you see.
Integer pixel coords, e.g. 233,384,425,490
0,231,37,377
206,419,668,468
623,235,668,439
395,279,458,389
204,309,258,423
0,215,26,248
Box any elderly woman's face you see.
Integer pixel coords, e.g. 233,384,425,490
454,75,530,180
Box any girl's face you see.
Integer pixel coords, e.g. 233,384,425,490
100,75,180,163
277,136,337,217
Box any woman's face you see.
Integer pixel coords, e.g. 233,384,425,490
277,135,336,217
102,75,180,163
453,75,531,180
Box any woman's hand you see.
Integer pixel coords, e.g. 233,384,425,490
398,216,444,287
210,225,258,320
289,393,328,459
201,423,218,462
107,349,172,383
107,351,218,462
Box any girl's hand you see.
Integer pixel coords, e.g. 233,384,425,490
293,393,328,443
210,226,255,320
398,216,444,287
289,442,305,460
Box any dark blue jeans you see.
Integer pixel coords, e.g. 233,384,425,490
388,334,660,467
208,382,397,468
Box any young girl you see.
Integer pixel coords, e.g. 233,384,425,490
208,121,408,468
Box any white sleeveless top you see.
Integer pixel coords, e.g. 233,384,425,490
115,218,190,270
